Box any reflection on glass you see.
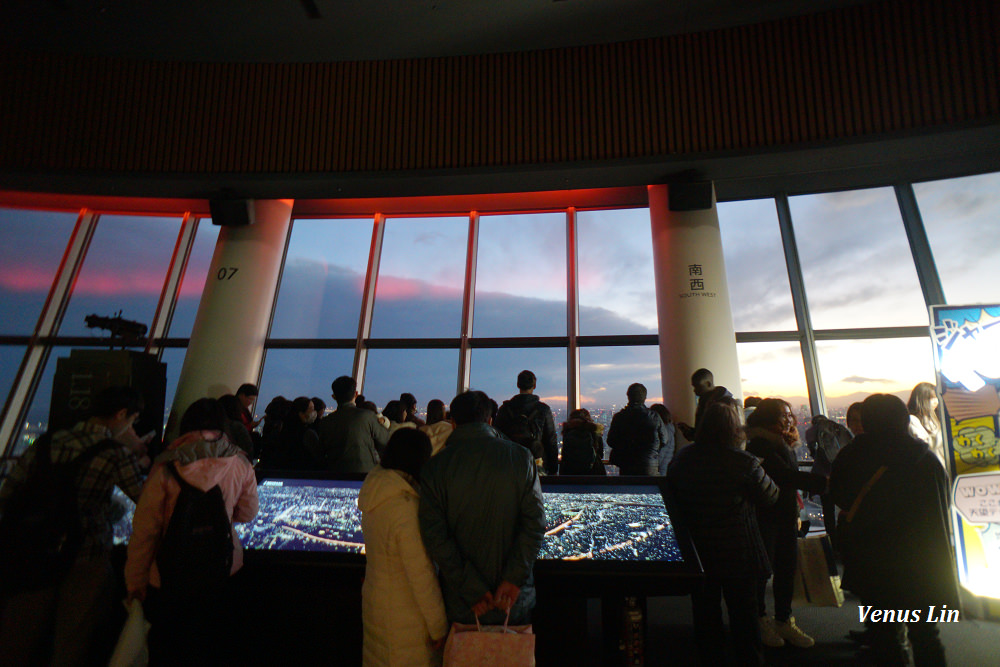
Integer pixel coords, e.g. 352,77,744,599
362,349,460,411
257,349,357,421
15,346,73,455
915,171,1000,306
0,346,27,416
469,348,567,422
737,341,810,422
815,337,936,414
718,200,798,332
475,213,566,337
789,188,927,329
576,209,657,335
0,209,78,335
271,218,374,339
370,217,467,339
59,215,182,337
168,221,220,339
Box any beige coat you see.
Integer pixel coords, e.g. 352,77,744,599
359,465,448,667
419,421,454,456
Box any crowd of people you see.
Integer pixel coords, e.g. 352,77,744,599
0,365,960,666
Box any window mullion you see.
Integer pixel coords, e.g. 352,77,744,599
355,214,386,392
457,211,479,396
895,183,946,307
775,195,826,417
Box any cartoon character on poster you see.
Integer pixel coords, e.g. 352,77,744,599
931,305,1000,601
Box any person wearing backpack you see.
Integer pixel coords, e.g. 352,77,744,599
125,397,258,666
559,409,606,475
0,385,146,667
494,370,559,475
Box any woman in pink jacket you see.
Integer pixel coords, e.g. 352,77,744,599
125,398,259,665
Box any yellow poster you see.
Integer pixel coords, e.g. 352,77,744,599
931,305,1000,603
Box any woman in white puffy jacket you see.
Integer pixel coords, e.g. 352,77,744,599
359,428,448,667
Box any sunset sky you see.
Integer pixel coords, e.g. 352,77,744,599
1,171,998,425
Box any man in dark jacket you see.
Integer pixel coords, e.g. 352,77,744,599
494,370,559,475
419,390,545,625
830,393,960,667
606,383,671,475
315,376,388,473
677,368,733,441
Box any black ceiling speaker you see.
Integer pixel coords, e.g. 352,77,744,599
210,199,255,227
668,181,714,211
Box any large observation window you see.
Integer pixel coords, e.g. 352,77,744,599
579,346,662,415
815,337,936,413
270,218,373,340
0,209,78,335
167,221,220,339
370,217,467,339
475,213,567,337
736,341,810,414
59,215,182,337
469,347,568,420
362,348,460,410
258,348,356,417
14,345,73,455
576,209,657,336
718,199,797,332
915,171,1000,306
788,188,928,329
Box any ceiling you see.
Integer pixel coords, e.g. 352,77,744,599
1,0,870,63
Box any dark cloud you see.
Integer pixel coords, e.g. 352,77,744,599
841,375,892,384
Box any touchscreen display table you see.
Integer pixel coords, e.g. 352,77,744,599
114,473,701,594
235,474,701,594
235,477,686,562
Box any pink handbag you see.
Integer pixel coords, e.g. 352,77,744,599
443,611,536,667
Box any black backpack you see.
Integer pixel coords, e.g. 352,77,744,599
0,434,119,594
560,428,597,474
156,462,234,598
500,404,544,459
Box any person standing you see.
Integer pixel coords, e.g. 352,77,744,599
676,368,733,441
745,398,827,649
315,376,389,474
907,382,945,468
494,370,559,475
606,383,671,475
360,429,448,667
830,393,959,667
0,386,146,667
419,391,545,626
125,398,259,666
668,399,779,667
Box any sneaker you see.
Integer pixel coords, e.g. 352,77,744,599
775,616,815,648
759,616,785,648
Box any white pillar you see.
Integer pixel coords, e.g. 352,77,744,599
648,184,741,439
167,199,293,439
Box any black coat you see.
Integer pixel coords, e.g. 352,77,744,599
745,427,827,528
830,431,960,609
606,403,670,475
668,441,779,577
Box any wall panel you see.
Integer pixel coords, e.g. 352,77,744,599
0,0,996,177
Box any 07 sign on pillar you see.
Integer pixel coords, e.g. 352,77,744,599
216,267,239,281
